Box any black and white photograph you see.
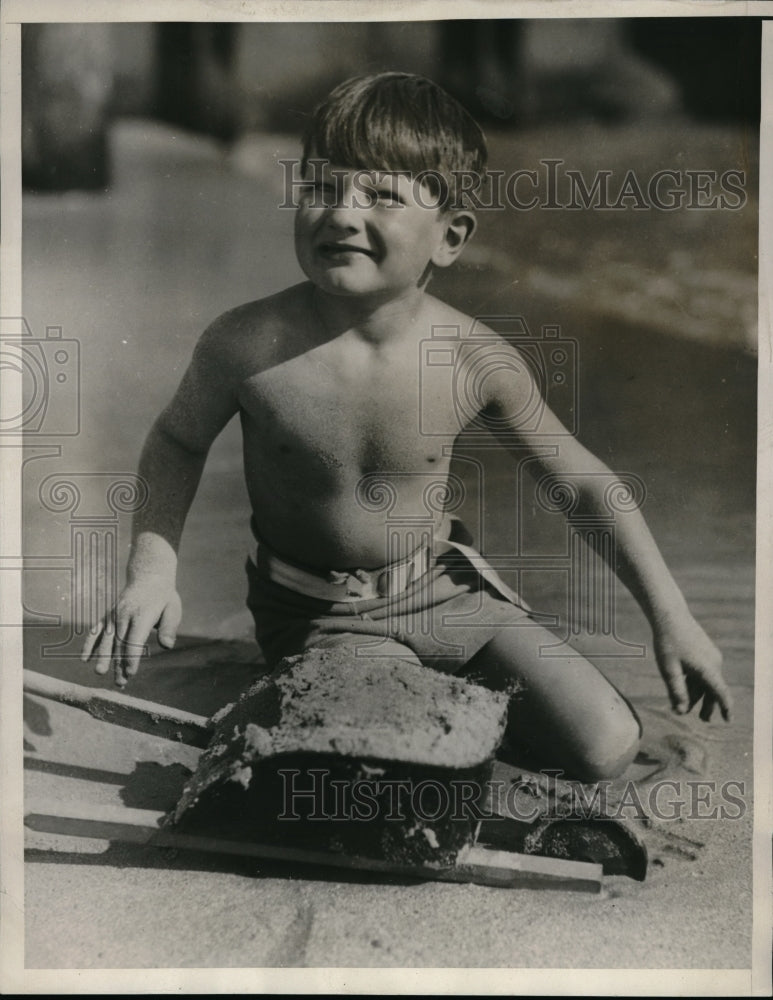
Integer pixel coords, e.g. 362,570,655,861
1,1,770,993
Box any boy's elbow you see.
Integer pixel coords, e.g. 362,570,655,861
152,416,211,458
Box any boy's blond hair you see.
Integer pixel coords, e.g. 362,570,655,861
302,71,488,209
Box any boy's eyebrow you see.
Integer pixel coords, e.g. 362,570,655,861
309,167,416,190
361,170,416,189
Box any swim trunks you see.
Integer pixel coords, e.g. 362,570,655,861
245,519,533,672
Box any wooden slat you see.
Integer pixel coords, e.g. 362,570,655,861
454,844,602,892
24,800,602,893
23,669,210,748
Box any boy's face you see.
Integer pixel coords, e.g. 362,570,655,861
294,162,473,302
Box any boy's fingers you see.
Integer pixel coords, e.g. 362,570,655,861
121,621,150,678
660,656,689,713
111,616,133,687
711,676,733,722
157,598,181,649
81,623,102,661
92,618,116,676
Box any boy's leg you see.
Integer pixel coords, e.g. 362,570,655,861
461,622,641,782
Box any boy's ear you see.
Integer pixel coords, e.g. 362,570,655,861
431,210,477,268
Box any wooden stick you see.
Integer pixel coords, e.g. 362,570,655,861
24,799,602,893
23,669,210,748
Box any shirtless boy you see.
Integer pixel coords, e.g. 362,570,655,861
82,72,731,782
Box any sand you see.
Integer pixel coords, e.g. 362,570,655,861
22,637,754,968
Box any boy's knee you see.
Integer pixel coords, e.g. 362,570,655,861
574,710,641,782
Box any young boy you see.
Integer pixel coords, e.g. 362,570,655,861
81,72,731,782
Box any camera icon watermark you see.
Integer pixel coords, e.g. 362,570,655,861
0,317,80,435
419,315,578,440
14,470,148,658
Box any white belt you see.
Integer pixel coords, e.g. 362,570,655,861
255,534,525,609
259,542,432,601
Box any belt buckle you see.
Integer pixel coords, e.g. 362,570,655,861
328,546,430,601
328,568,378,600
377,547,429,598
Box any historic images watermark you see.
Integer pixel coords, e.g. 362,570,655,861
277,768,748,824
0,317,80,436
279,158,748,212
2,316,147,655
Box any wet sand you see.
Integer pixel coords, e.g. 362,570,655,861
21,119,756,970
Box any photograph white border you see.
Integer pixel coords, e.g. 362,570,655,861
1,1,771,994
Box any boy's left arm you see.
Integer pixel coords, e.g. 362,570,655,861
482,343,732,722
569,453,731,722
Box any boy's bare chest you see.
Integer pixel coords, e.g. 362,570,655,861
238,344,459,469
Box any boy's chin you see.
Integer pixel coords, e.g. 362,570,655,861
306,272,407,300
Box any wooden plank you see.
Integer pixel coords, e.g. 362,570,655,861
24,800,602,893
454,844,602,892
23,670,210,748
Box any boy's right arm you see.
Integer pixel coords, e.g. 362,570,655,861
81,317,242,686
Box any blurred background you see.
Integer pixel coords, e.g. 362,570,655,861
22,18,762,186
18,17,759,667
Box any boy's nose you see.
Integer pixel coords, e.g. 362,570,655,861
321,199,363,231
323,178,372,216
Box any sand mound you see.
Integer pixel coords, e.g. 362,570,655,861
171,650,509,864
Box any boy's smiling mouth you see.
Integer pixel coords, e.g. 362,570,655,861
317,241,377,260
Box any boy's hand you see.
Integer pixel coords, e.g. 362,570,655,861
81,577,181,689
653,614,732,722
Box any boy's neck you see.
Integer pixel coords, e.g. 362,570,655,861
310,285,428,346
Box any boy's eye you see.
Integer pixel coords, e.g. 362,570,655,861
373,188,404,207
299,182,338,206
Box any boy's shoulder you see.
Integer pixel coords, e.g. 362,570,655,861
194,282,313,373
422,297,537,406
203,282,310,343
422,295,509,351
